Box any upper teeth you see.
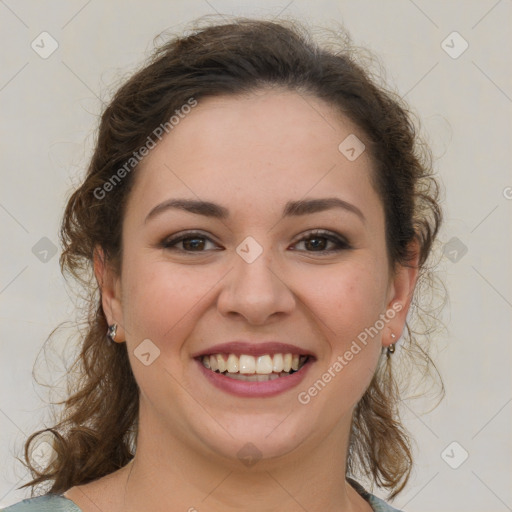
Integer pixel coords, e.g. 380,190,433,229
201,353,306,374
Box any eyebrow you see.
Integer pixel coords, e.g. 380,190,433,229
144,197,366,224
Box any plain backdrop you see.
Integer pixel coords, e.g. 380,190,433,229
1,1,511,511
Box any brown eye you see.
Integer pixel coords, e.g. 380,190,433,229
292,230,351,253
161,232,219,252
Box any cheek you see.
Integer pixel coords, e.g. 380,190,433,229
297,272,385,420
120,256,218,344
305,258,387,397
120,260,210,394
304,269,385,406
310,260,388,339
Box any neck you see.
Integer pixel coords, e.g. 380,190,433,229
118,410,370,512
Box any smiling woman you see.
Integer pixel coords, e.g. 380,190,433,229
4,15,444,512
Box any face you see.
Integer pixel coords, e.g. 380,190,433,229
97,89,416,467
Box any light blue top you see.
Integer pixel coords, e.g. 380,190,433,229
0,496,81,512
1,480,404,511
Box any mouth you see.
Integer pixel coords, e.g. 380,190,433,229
192,342,316,397
198,353,311,382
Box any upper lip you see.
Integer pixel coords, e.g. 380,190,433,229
192,341,316,359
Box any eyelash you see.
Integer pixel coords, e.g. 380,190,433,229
160,229,351,254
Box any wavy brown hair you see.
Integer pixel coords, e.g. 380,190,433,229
17,15,445,501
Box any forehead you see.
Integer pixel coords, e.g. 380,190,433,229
125,89,383,229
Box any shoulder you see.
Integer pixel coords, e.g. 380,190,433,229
365,493,404,512
347,478,405,512
1,495,82,512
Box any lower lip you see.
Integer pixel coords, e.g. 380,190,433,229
195,358,314,398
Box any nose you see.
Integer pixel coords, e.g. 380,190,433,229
216,246,296,325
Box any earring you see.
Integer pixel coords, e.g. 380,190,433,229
387,332,396,355
107,323,117,342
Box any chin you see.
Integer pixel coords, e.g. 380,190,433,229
190,411,316,466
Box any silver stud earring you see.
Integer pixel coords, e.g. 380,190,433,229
387,332,396,355
107,323,117,342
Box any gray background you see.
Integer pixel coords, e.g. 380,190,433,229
1,1,511,510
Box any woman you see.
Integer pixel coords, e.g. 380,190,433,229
3,16,443,512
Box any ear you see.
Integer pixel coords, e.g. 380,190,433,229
383,240,420,347
93,245,126,343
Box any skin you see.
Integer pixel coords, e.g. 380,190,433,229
64,89,418,512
